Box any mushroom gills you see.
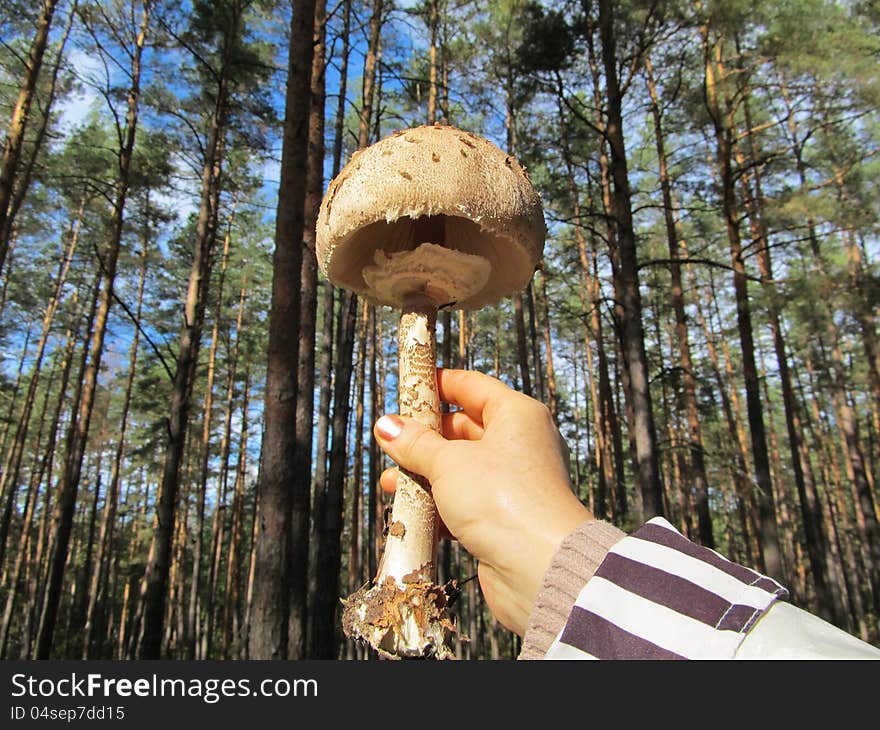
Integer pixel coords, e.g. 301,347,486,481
362,242,491,309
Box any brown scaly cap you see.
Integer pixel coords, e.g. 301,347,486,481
315,124,546,310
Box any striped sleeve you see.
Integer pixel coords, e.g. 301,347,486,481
544,517,789,660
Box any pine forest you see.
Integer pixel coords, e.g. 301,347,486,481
0,0,878,660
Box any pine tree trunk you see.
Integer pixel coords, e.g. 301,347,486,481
0,347,61,656
117,469,150,659
348,302,369,600
184,207,235,658
357,0,382,151
307,0,349,646
644,56,713,546
734,97,836,617
310,0,380,658
526,283,545,404
345,303,369,659
33,270,100,658
82,232,149,658
3,1,75,246
20,290,86,657
514,293,532,396
247,0,317,660
702,33,780,577
310,291,357,658
758,356,804,600
597,0,663,520
222,363,251,657
427,0,439,124
139,12,231,657
288,0,327,658
505,96,532,398
0,0,59,276
0,196,84,568
70,455,103,641
686,256,757,567
536,271,559,422
555,82,616,519
242,460,260,656
0,321,30,458
34,8,146,651
369,306,382,584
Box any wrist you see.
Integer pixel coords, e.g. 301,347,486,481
516,499,594,635
519,519,626,658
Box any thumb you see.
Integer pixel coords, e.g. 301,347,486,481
374,414,447,482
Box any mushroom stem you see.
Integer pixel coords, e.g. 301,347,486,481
378,294,441,585
341,292,456,659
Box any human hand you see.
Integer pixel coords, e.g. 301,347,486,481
374,368,593,637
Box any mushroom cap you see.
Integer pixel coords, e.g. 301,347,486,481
315,124,546,310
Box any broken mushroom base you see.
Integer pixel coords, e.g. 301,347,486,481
342,573,458,660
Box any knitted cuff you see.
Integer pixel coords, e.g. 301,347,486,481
519,520,627,660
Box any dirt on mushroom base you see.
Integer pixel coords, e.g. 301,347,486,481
341,575,462,660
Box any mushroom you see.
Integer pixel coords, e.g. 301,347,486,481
316,124,546,659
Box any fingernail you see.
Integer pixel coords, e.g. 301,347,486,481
376,415,404,440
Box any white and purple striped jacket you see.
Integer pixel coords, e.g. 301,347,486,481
541,517,879,660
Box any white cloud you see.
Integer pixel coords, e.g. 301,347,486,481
56,48,103,132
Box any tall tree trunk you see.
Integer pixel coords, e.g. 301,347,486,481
139,7,233,658
69,453,103,641
202,258,248,659
357,0,382,152
686,254,757,567
306,0,349,650
644,56,713,546
222,361,251,657
82,227,149,658
514,293,532,396
734,84,836,618
248,0,316,659
504,92,532,398
369,306,382,583
0,322,31,459
35,7,147,657
597,0,664,519
310,291,357,658
0,0,59,276
536,271,559,421
555,80,617,520
345,303,370,659
0,343,61,656
701,29,780,577
526,283,545,404
309,0,380,659
0,195,84,567
242,465,260,656
33,270,98,658
426,0,439,124
185,206,236,658
288,0,327,659
20,286,87,657
3,0,76,247
118,468,150,659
